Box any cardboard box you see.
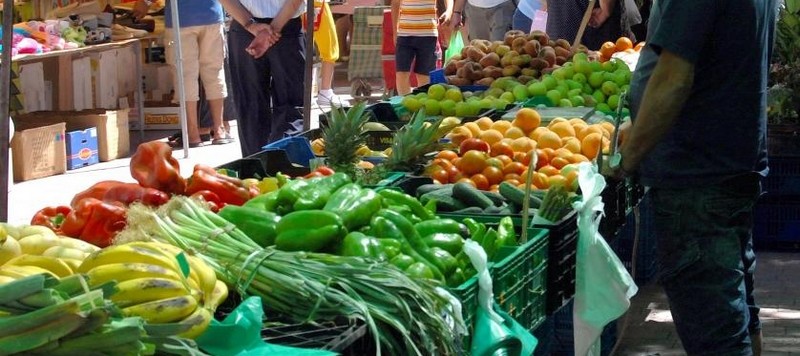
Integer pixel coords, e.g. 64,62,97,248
142,106,181,130
13,109,130,161
11,122,66,182
66,127,100,170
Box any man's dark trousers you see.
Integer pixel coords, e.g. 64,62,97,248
228,18,305,157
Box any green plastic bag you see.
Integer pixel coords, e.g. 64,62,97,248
196,297,337,356
445,31,464,62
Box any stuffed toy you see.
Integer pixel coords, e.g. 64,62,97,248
62,25,87,48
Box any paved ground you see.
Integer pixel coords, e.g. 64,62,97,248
614,251,800,355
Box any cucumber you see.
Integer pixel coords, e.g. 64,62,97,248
453,207,484,214
498,181,542,209
416,183,452,196
484,206,505,214
452,182,494,209
480,190,506,207
420,189,466,212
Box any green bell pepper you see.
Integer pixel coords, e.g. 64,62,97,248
494,216,517,250
325,184,383,230
274,210,346,252
377,189,434,221
217,205,281,247
390,254,416,270
377,238,402,259
481,228,499,262
422,233,464,256
376,209,445,282
405,262,435,280
387,205,421,224
424,199,437,215
429,247,457,276
242,190,277,210
340,232,386,260
276,178,314,210
414,219,467,238
445,267,467,287
294,173,352,211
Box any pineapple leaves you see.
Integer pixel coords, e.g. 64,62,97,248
321,102,371,178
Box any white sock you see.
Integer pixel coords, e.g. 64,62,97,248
319,89,334,97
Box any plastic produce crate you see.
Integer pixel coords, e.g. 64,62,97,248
599,177,628,238
262,137,315,168
608,193,658,285
763,157,800,197
767,124,800,157
754,196,800,250
548,300,618,356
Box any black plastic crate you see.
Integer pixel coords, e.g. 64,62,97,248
217,149,311,179
754,196,800,250
599,178,628,238
767,124,800,157
609,193,658,285
318,102,402,127
533,210,579,314
763,156,800,197
548,300,618,356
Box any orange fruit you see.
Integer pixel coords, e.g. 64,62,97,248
457,177,477,187
615,37,633,52
600,121,615,137
547,117,568,128
485,157,504,169
600,41,616,58
511,137,536,153
536,149,550,169
436,150,459,161
568,118,586,126
538,165,560,177
447,126,473,146
532,172,550,189
564,170,579,192
457,150,488,175
482,166,504,185
581,132,603,160
504,173,521,182
563,137,582,154
505,179,521,186
554,148,574,159
471,174,490,190
490,141,515,158
504,126,526,139
448,166,464,183
431,168,449,184
513,151,528,163
513,108,542,132
503,162,526,175
495,154,513,166
550,121,576,138
576,125,605,141
538,131,562,150
489,184,500,193
634,41,646,52
475,117,494,130
490,120,513,135
548,174,568,188
464,122,482,137
529,126,550,141
432,158,454,170
550,156,571,170
569,154,590,163
478,129,504,146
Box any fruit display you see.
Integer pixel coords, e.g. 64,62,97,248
0,223,99,280
444,30,593,86
597,37,643,63
432,108,615,192
400,83,509,117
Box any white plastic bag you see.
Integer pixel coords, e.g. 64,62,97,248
572,163,638,356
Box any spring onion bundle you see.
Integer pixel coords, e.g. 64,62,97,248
117,196,460,355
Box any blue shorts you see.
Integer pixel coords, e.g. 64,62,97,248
395,36,438,75
652,173,761,355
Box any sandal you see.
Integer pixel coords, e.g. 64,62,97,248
168,133,211,144
211,137,234,145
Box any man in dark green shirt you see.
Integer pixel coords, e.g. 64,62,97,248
619,0,778,354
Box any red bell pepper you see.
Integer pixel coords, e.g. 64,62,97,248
303,166,335,179
130,141,186,195
185,164,252,206
30,206,72,234
71,180,170,207
61,198,127,247
189,190,223,212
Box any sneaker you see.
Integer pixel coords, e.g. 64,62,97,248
316,91,345,107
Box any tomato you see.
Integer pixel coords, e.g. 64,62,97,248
536,149,549,170
495,154,513,167
533,172,550,189
470,174,490,190
513,151,527,163
502,162,526,175
550,157,570,170
446,165,462,181
517,150,536,166
458,150,488,175
490,141,515,158
504,173,521,182
538,165,561,177
432,168,449,183
432,158,454,170
459,138,491,155
548,174,568,188
314,166,336,176
436,150,459,161
564,170,580,192
457,177,477,187
504,179,521,186
489,184,500,192
485,157,504,169
482,166,504,185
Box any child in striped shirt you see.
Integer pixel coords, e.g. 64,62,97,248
392,0,452,95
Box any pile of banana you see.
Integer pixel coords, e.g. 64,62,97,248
77,241,228,339
310,138,393,159
0,224,100,281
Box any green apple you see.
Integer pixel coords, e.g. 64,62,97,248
455,102,471,117
568,88,583,98
425,99,441,116
603,72,616,83
463,91,474,99
607,94,620,110
589,61,603,73
542,75,558,90
445,88,464,102
596,103,612,112
495,99,511,110
440,99,457,116
570,95,586,107
573,52,589,62
546,90,563,106
574,60,592,76
527,81,548,97
562,66,575,80
485,87,505,99
602,81,620,96
558,98,574,107
557,84,570,98
601,61,616,73
573,73,587,85
613,71,628,87
468,100,482,115
499,92,516,104
592,90,607,105
621,84,631,93
512,85,529,102
553,68,568,81
428,84,446,100
588,72,605,89
583,83,594,95
402,97,422,112
566,80,582,90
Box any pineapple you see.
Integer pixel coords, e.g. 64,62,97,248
321,102,371,178
383,109,447,173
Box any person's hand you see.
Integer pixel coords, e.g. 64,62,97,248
438,11,452,26
617,120,631,148
246,22,272,37
589,7,610,28
449,12,463,29
246,26,280,58
132,0,149,21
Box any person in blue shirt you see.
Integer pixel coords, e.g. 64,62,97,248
512,0,544,32
134,0,233,147
616,0,778,354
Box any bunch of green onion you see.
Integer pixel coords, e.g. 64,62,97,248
118,196,460,355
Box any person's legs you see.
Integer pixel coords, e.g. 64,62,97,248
412,36,438,88
315,2,342,107
464,3,491,41
334,15,351,60
266,18,306,143
653,178,760,355
197,23,228,142
488,0,515,42
512,8,533,32
228,21,273,156
166,26,203,145
395,36,415,96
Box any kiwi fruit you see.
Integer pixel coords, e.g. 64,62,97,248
511,36,527,54
475,77,495,86
555,39,572,50
523,40,541,57
479,52,501,67
448,75,472,86
554,46,572,59
530,58,550,71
